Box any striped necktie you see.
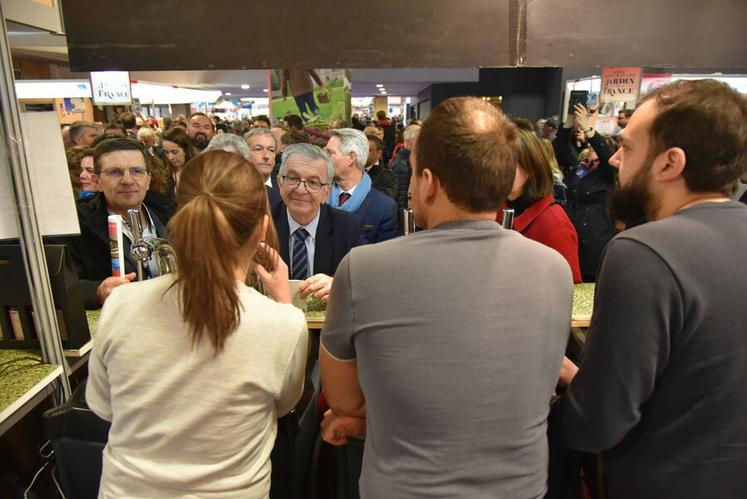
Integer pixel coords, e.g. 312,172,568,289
291,228,309,280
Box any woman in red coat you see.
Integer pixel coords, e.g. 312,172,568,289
499,129,582,283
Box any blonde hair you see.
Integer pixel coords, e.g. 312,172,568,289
168,150,279,353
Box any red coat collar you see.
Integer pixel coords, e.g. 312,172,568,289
498,193,556,233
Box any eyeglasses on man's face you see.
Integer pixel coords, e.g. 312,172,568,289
280,175,329,193
100,167,148,181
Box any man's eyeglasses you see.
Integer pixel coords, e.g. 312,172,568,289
100,167,148,181
280,175,329,193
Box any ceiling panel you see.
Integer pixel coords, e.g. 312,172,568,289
61,1,511,71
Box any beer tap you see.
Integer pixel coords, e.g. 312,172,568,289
501,208,515,230
127,208,178,281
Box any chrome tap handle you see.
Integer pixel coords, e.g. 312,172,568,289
127,209,145,281
403,208,416,235
127,209,142,241
501,208,515,230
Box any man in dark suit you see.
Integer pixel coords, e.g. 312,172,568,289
57,137,174,309
272,143,362,301
244,128,282,205
324,128,397,244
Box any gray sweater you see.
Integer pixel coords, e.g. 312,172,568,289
559,201,747,499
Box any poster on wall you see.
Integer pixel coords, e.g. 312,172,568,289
599,67,642,114
268,69,351,130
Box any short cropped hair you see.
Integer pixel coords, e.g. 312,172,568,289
119,112,136,129
415,96,518,212
253,115,272,128
102,121,127,137
206,134,251,161
188,112,215,130
69,121,97,143
366,134,384,151
244,127,277,147
284,114,304,131
92,137,149,175
641,79,747,196
330,128,369,171
403,124,421,145
280,143,334,183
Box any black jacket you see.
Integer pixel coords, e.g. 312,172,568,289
55,192,174,308
367,164,398,200
554,127,615,282
271,202,362,277
390,147,412,235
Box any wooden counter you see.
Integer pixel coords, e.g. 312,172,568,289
83,284,595,335
305,283,595,330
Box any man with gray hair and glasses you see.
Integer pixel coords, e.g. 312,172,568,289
325,128,397,244
272,143,362,301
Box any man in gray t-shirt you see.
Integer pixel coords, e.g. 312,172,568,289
557,79,747,499
320,97,574,498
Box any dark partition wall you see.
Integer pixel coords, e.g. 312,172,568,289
527,0,747,68
61,0,746,71
61,0,512,71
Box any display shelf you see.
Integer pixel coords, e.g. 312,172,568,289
0,349,63,436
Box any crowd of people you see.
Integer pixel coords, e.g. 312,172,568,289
54,79,747,498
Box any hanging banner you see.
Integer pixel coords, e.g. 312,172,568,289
601,67,642,103
90,71,132,105
268,69,351,130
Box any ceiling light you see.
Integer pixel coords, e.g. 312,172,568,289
376,84,384,88
225,92,232,96
241,84,250,89
262,89,268,93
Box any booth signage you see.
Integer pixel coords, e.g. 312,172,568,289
601,67,642,102
90,71,132,105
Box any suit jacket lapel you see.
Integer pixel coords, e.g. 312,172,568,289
272,202,291,272
314,205,334,276
148,204,169,239
85,196,138,272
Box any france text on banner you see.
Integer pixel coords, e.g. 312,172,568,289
601,67,642,103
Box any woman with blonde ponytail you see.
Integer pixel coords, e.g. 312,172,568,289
86,150,308,498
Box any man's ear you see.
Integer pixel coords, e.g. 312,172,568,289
420,168,439,203
656,147,687,182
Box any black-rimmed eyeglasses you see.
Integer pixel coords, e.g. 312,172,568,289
280,175,329,193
